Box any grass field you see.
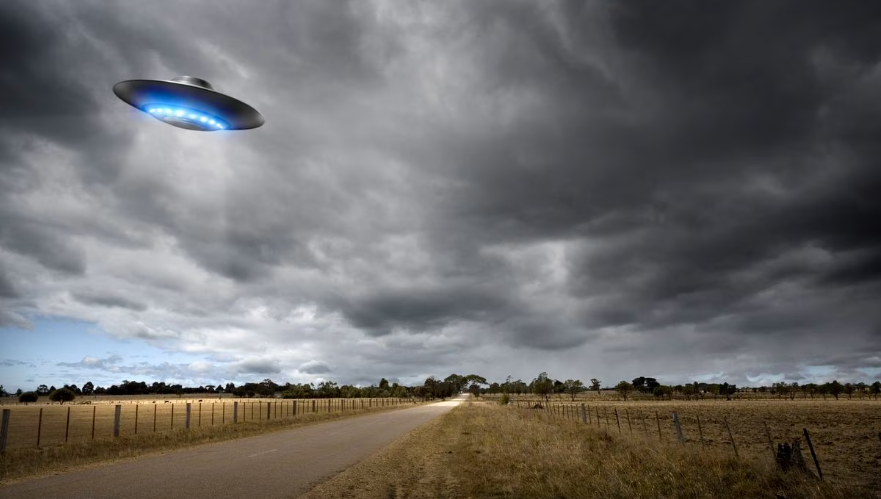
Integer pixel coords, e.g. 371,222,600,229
302,400,878,499
0,395,417,484
0,395,410,449
485,394,881,490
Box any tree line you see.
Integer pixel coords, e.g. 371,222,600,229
482,374,881,403
4,373,879,406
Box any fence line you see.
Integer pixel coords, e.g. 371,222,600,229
496,397,881,486
0,397,416,451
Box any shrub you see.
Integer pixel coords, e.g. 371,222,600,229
19,391,38,404
49,387,76,404
499,393,510,406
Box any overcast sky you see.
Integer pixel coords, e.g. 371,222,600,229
2,1,880,393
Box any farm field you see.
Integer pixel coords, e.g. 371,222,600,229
302,400,876,499
484,394,881,489
0,395,412,450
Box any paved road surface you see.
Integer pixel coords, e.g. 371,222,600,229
1,398,465,499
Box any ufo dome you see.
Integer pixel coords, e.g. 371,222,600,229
113,76,264,131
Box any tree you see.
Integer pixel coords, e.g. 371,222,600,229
443,374,465,393
563,379,584,401
532,372,554,404
615,381,633,401
19,391,38,405
379,378,390,390
468,383,481,398
871,381,881,400
828,380,843,400
423,376,438,400
632,377,660,393
0,385,7,397
653,385,673,400
681,384,694,400
36,384,50,396
463,374,487,388
15,388,23,397
590,379,601,392
49,388,76,405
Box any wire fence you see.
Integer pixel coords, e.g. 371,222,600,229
485,395,881,489
0,397,412,450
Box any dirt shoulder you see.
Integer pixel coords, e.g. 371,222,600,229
297,402,467,499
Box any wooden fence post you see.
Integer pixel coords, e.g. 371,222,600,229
581,403,587,424
65,407,71,444
171,403,175,429
134,405,139,435
803,428,822,481
696,415,705,448
655,411,662,441
37,408,44,446
672,412,684,443
0,409,10,452
233,402,238,424
267,402,271,420
595,406,601,427
763,421,775,460
614,408,622,434
723,417,738,458
222,402,225,424
626,409,633,435
113,405,121,438
92,406,96,440
185,403,192,430
154,404,158,432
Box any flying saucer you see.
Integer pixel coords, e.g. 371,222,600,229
113,76,264,131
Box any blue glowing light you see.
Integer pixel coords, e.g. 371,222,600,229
141,104,230,131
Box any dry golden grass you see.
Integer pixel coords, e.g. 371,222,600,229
0,396,408,449
302,401,876,499
489,394,881,490
0,399,418,484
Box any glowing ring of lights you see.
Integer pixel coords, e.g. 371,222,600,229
113,76,264,131
144,105,229,131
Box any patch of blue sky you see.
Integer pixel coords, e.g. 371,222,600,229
0,316,208,393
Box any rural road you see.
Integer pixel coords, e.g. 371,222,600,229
1,397,466,499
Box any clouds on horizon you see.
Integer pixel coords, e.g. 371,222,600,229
1,0,880,389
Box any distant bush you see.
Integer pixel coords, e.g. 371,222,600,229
19,392,38,404
499,393,510,406
49,388,76,405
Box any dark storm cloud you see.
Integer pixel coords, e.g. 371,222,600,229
381,0,881,350
0,266,18,298
336,284,514,335
72,290,147,312
298,360,331,375
234,359,281,375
